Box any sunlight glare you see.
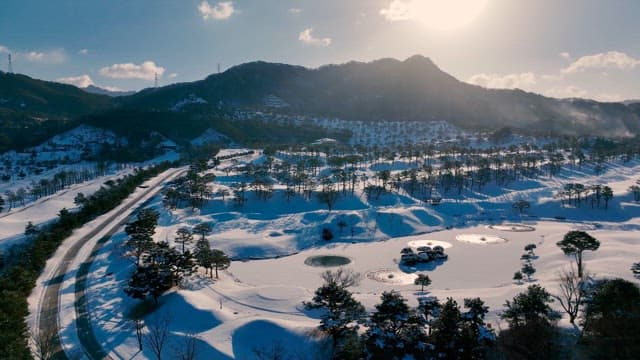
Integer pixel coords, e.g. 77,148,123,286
411,0,488,30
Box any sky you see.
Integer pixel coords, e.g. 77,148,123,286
1,0,640,101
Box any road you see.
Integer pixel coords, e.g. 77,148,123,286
33,167,185,360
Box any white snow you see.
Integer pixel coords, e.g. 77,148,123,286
24,147,640,358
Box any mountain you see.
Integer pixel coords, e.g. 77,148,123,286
83,85,136,97
119,55,640,138
0,71,114,151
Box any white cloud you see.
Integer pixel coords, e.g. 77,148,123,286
380,0,412,21
544,85,588,99
288,8,302,14
562,51,640,74
99,61,165,80
78,48,89,55
467,72,537,89
56,74,95,88
0,45,9,54
168,73,178,79
559,52,571,60
23,49,66,64
198,1,234,20
298,28,331,47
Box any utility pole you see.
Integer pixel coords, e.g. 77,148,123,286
154,72,158,88
8,54,13,73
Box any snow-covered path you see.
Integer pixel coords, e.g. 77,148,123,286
27,167,186,360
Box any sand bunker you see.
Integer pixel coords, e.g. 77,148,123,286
406,240,453,250
366,269,418,285
486,223,535,232
304,255,351,267
455,234,508,245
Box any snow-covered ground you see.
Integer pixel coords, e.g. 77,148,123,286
0,168,133,251
78,149,640,359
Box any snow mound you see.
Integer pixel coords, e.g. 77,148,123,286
407,240,453,249
455,234,508,245
486,223,535,232
366,269,418,285
232,319,325,359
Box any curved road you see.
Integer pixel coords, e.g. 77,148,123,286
35,167,185,360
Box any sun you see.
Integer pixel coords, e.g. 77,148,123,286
410,0,488,30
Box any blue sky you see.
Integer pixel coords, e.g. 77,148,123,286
1,0,640,101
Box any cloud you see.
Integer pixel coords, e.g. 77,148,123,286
298,28,331,47
168,73,178,79
288,8,302,14
562,51,640,74
544,85,588,99
198,1,234,20
99,61,165,80
0,45,9,54
78,48,89,55
380,0,412,21
56,74,95,88
559,52,571,60
467,72,537,89
23,49,66,64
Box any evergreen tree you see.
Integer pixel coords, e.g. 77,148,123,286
174,227,193,254
210,249,230,279
125,208,159,266
414,273,431,292
304,281,366,358
194,238,214,277
431,297,462,359
364,291,428,359
24,221,39,237
581,278,640,358
193,222,212,241
521,262,536,281
498,285,561,359
556,230,600,278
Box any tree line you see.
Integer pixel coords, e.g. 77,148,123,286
0,161,174,358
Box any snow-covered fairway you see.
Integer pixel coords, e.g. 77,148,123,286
85,219,640,359
79,152,640,359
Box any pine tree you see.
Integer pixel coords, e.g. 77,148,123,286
210,249,230,279
557,230,600,277
175,227,193,254
304,281,366,354
194,238,214,277
431,298,462,359
125,209,159,266
521,262,536,281
364,291,427,359
193,222,212,241
414,273,431,292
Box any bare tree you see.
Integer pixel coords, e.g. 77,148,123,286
173,332,200,360
30,328,56,360
132,318,145,352
553,265,586,325
252,341,287,360
145,314,172,360
320,267,361,288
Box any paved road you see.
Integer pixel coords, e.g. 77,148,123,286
36,168,184,360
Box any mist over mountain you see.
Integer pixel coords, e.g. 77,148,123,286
120,55,640,137
83,85,136,97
